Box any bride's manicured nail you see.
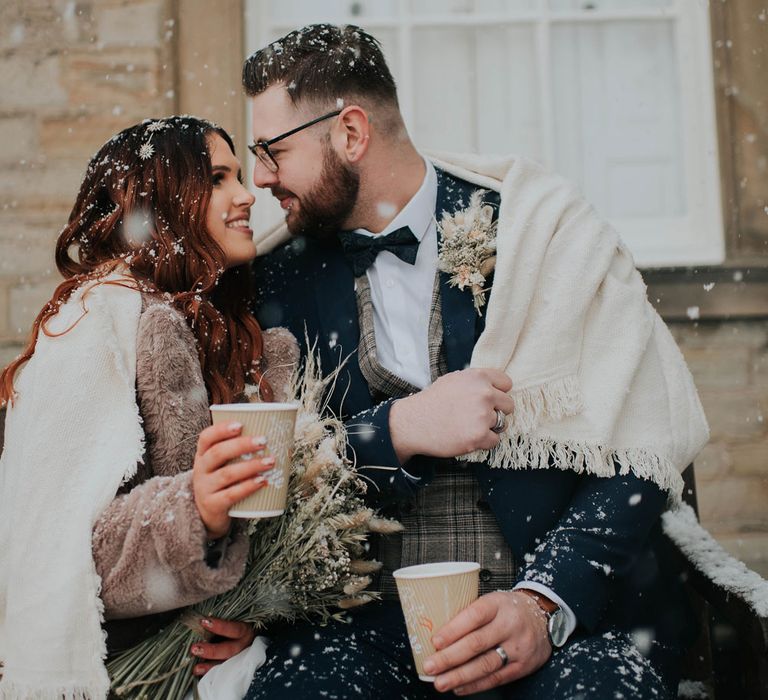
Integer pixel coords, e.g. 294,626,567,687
201,618,212,628
252,436,267,448
228,422,242,432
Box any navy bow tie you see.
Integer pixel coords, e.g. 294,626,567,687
338,226,419,277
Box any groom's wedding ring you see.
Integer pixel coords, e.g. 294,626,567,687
491,408,506,434
494,645,510,668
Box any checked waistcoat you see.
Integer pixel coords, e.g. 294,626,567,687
354,273,517,599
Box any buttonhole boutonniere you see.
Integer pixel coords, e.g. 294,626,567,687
437,189,497,314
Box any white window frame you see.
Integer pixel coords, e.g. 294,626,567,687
244,0,724,267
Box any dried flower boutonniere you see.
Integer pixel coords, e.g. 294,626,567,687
437,189,497,314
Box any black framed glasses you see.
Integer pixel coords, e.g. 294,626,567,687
248,110,342,173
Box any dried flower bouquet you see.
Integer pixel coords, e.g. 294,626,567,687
108,348,397,699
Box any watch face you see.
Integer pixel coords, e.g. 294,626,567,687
548,609,569,648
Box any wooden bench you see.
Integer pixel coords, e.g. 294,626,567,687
670,466,768,699
0,408,765,698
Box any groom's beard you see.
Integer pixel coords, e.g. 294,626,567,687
283,141,360,243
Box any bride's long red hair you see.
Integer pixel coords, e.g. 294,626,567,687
0,116,272,406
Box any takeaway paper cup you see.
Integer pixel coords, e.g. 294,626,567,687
393,562,480,681
209,402,298,518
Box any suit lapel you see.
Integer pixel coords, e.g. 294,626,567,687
434,167,494,373
310,244,373,416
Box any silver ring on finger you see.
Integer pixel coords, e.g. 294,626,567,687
494,645,510,668
491,408,507,434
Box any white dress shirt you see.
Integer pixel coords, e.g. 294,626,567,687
354,158,438,389
352,157,577,642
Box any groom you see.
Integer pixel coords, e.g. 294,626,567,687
243,24,702,699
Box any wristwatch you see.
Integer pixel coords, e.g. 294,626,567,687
517,589,569,648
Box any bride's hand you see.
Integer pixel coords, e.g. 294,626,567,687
190,617,256,676
192,422,274,539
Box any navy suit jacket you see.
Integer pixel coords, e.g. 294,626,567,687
252,167,693,648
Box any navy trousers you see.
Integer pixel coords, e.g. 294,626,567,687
244,601,679,700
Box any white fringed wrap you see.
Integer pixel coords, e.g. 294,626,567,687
428,151,709,499
254,152,710,500
0,275,143,699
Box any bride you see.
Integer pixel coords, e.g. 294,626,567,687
0,116,298,699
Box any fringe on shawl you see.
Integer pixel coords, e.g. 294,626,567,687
508,374,583,433
0,681,109,700
461,432,685,502
458,373,684,499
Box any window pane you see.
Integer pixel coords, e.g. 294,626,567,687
475,26,541,158
548,0,672,10
411,26,540,156
271,0,397,24
372,28,401,81
551,20,685,218
412,28,475,151
411,0,537,15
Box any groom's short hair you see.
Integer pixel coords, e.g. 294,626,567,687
242,24,399,110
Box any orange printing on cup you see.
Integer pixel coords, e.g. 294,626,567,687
418,615,434,633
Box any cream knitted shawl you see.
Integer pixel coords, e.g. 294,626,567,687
255,151,709,499
432,152,711,497
0,274,143,699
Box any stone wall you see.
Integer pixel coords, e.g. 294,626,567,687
671,320,768,576
0,0,175,368
0,1,766,576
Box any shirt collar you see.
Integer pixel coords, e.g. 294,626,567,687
353,157,437,242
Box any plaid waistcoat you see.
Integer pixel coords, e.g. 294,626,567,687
354,273,517,599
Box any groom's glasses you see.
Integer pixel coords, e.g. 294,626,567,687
249,110,342,173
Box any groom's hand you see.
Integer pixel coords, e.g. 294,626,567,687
190,617,256,676
389,369,514,463
423,591,551,695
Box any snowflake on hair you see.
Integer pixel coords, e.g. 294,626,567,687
437,189,497,314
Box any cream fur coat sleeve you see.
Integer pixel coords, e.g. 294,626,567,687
92,299,299,619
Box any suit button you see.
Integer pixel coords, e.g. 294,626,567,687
479,569,492,583
476,498,491,512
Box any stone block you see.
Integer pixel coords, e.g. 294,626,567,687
729,441,768,477
693,442,732,481
40,112,135,159
671,321,768,350
0,284,9,336
62,48,162,106
95,2,163,47
699,390,767,441
9,278,58,339
683,346,750,390
0,2,96,50
713,532,768,579
0,160,88,214
0,222,58,278
0,342,23,370
753,344,768,389
0,117,38,165
699,476,768,532
0,54,68,109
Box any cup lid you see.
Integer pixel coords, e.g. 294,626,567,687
210,402,299,411
392,562,480,579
